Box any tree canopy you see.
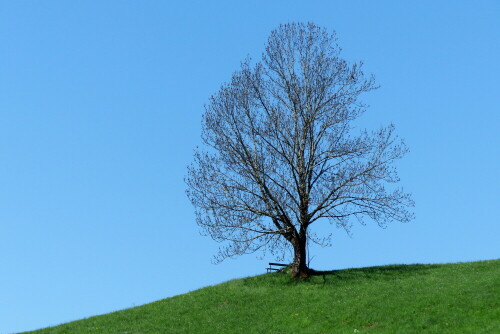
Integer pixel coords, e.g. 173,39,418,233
186,22,414,278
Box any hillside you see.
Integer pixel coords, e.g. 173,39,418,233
23,259,499,334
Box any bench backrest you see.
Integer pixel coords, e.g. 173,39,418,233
268,263,287,267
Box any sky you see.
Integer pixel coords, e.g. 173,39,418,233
0,1,499,333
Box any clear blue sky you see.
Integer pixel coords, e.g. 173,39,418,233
1,1,498,333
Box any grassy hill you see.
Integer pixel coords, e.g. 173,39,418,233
23,259,499,334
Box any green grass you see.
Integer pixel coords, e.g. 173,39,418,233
24,259,499,334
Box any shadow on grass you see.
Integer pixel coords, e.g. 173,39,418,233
242,263,444,287
308,263,443,282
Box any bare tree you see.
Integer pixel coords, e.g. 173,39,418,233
186,22,414,279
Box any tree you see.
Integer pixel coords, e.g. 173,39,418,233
186,22,414,279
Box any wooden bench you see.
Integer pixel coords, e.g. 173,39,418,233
267,262,288,273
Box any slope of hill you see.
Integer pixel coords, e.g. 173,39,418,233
23,259,499,334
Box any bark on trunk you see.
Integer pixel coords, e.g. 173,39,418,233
291,234,309,279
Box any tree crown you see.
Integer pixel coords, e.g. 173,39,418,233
187,22,414,263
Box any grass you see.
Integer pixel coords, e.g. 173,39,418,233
23,259,499,333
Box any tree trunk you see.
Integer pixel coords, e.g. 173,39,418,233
291,234,309,279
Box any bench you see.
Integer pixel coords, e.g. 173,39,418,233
266,262,288,273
